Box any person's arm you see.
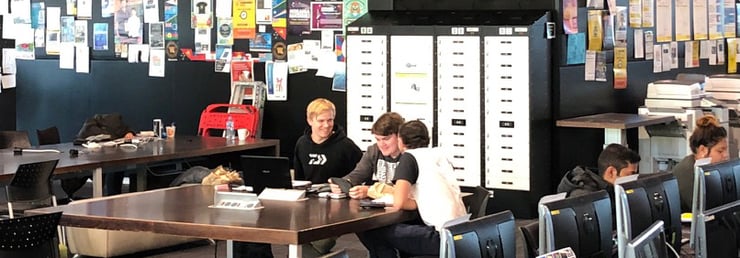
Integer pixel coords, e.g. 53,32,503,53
392,179,416,210
343,144,379,185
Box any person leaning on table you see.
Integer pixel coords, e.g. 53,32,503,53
672,115,730,213
356,120,466,258
328,112,405,199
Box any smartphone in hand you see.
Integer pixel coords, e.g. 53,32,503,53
330,177,352,194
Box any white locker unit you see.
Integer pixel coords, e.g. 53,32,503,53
390,35,435,136
345,35,388,151
347,10,552,218
484,35,531,191
437,35,482,187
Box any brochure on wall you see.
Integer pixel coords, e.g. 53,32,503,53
255,0,271,24
1,74,16,89
149,49,165,77
652,45,661,72
684,41,700,68
265,61,288,101
149,22,164,48
708,0,723,40
11,0,31,24
674,0,690,41
628,0,641,27
232,0,256,39
231,59,255,86
144,0,159,23
655,0,672,42
331,62,346,92
2,48,16,74
287,0,309,35
634,29,644,58
287,42,307,73
60,16,74,43
343,0,366,30
102,0,114,17
75,46,89,73
693,0,708,40
272,0,286,28
164,0,178,40
192,0,213,28
93,23,108,50
214,45,232,73
642,0,654,27
59,43,74,69
660,43,671,71
74,20,88,46
566,33,585,64
77,0,92,19
310,2,342,31
14,24,35,60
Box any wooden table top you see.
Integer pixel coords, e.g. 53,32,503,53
27,185,417,245
556,113,675,129
0,136,280,178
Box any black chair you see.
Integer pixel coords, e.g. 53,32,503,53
317,248,349,258
0,131,31,149
520,221,539,258
442,210,516,258
4,160,60,218
36,126,61,145
0,211,62,258
462,185,491,219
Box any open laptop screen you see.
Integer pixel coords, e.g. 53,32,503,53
240,155,292,194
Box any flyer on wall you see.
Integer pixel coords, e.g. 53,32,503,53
310,2,342,31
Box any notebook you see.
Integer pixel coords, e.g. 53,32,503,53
240,155,293,194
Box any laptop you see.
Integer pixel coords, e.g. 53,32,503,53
240,155,292,194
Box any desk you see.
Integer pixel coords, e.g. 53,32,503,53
28,185,417,258
0,136,280,197
556,113,675,146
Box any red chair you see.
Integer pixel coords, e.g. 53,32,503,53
197,104,259,137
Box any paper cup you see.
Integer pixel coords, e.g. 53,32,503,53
237,128,248,140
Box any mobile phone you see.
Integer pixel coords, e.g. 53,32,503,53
330,177,352,194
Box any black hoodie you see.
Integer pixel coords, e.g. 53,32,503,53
293,124,363,184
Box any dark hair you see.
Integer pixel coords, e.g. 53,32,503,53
689,115,727,154
597,143,641,176
371,112,404,136
398,120,429,149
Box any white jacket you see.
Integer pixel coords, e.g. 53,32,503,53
404,148,467,231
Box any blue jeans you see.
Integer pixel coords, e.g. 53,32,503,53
357,222,440,258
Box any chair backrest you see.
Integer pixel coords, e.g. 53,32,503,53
0,211,62,257
443,210,516,258
6,159,60,210
197,104,259,137
0,131,31,149
520,221,539,258
465,185,490,219
36,126,61,146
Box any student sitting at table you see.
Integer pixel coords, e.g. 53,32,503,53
357,120,466,258
62,113,135,199
672,115,730,212
329,112,405,199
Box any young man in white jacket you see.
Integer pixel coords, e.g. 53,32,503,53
357,120,466,257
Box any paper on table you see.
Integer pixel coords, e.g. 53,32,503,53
258,188,306,201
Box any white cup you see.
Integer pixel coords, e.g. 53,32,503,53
237,128,249,140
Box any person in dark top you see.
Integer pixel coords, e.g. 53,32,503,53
293,98,363,184
63,113,135,199
672,115,730,212
557,143,640,198
329,112,405,199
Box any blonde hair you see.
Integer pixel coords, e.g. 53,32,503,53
689,115,727,154
306,98,335,120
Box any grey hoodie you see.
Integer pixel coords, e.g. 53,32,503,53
342,143,401,186
557,166,611,197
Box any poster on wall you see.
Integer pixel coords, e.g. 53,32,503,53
114,0,143,54
310,2,342,31
164,0,178,40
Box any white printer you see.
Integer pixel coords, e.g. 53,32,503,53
638,75,729,174
704,74,740,158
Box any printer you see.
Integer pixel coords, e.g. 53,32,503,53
638,76,730,174
704,74,740,158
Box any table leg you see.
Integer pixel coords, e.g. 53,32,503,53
289,244,302,258
136,166,147,192
604,128,628,147
227,240,233,258
93,167,103,197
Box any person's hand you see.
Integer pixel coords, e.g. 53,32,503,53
124,132,134,139
348,185,368,199
328,179,342,194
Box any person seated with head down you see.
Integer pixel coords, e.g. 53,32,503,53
557,143,640,198
329,112,405,199
357,120,466,257
672,115,730,212
64,113,136,199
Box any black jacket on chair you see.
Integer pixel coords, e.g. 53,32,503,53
73,113,134,145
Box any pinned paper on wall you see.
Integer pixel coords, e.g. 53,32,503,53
566,33,585,64
75,45,89,73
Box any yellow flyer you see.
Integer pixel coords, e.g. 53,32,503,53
588,10,603,51
614,47,628,89
233,0,256,39
728,38,737,73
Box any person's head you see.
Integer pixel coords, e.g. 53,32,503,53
597,143,641,184
562,0,578,33
130,8,137,15
371,112,405,158
306,98,336,143
689,115,729,163
398,120,430,152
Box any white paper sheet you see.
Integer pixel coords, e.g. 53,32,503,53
674,0,690,41
645,31,654,60
685,41,696,68
59,43,74,69
642,0,654,27
149,49,165,77
653,44,662,72
585,50,596,80
661,43,671,71
717,39,725,64
321,30,333,49
77,0,92,19
708,0,723,39
2,48,16,73
709,40,718,65
701,40,711,59
11,0,31,23
267,61,288,101
75,45,89,73
629,0,642,27
1,74,16,89
215,0,231,17
694,0,708,40
315,49,336,78
144,0,159,23
655,0,672,42
725,0,736,38
47,7,61,30
670,41,678,68
74,20,88,46
634,29,644,58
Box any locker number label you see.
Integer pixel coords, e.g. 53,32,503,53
360,27,374,34
451,27,464,35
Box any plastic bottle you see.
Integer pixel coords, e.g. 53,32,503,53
225,115,235,139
